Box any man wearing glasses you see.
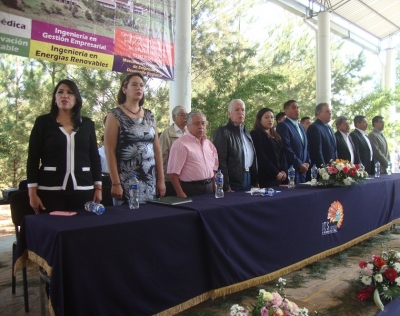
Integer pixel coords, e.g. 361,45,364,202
167,110,219,197
368,115,391,174
213,99,258,192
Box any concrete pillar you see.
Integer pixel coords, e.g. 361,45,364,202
316,11,331,105
382,48,396,92
169,0,191,123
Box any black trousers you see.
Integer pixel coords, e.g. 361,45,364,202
180,180,213,197
37,189,93,212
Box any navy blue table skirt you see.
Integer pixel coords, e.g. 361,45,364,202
14,174,400,315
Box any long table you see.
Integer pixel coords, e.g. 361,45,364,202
15,174,400,315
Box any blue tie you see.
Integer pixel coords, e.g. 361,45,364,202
296,123,304,144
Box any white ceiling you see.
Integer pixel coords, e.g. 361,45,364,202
312,0,400,40
271,0,400,53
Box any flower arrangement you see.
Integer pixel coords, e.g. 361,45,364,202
230,278,313,316
317,159,368,186
358,249,400,310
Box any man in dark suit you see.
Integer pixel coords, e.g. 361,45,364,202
349,115,374,175
334,116,359,163
276,100,310,183
307,103,337,167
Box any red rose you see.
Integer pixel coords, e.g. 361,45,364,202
357,287,375,301
342,166,349,173
348,168,357,177
355,164,360,169
385,268,398,282
359,261,368,268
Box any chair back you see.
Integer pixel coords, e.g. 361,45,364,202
10,190,35,237
18,180,28,190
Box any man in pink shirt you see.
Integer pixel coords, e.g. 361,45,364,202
167,110,219,197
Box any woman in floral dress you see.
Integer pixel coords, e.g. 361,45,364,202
104,73,165,204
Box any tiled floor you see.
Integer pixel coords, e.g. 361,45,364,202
0,204,48,315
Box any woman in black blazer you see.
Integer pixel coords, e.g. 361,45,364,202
27,79,102,213
250,108,287,187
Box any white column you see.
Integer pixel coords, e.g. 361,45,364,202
316,11,331,105
169,0,191,123
383,48,396,92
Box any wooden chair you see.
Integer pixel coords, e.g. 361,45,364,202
10,190,35,312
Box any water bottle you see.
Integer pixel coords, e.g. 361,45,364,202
288,165,295,189
84,202,105,215
266,188,275,196
375,161,380,178
387,162,392,175
215,169,224,198
311,164,318,186
129,174,140,209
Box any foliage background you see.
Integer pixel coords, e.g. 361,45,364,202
0,0,399,190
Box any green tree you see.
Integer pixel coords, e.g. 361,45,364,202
0,56,49,188
191,0,285,136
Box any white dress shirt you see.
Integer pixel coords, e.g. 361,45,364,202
98,146,109,173
339,130,354,163
356,128,373,161
240,126,254,169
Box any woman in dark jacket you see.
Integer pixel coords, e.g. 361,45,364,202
27,79,102,213
250,108,287,187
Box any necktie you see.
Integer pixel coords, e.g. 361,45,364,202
326,125,336,146
296,123,304,144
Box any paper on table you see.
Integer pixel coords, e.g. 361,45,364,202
50,211,77,216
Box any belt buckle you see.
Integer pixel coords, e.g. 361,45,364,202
204,179,211,184
245,167,249,172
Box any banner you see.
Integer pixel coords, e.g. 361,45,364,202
0,0,175,80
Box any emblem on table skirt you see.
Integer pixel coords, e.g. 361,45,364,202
327,201,344,228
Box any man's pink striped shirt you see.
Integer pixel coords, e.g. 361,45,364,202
167,132,219,181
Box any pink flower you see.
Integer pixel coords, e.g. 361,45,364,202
291,302,299,313
364,269,373,275
342,166,349,173
328,167,338,174
261,307,269,316
272,292,283,306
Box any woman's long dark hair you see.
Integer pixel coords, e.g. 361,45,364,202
50,79,82,130
254,108,281,141
117,73,145,106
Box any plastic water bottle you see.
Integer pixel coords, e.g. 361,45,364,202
84,202,105,215
387,162,392,175
288,165,295,189
375,161,380,178
311,164,318,186
266,188,275,196
129,174,140,209
215,169,224,198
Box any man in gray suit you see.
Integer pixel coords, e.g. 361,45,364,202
368,115,390,174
